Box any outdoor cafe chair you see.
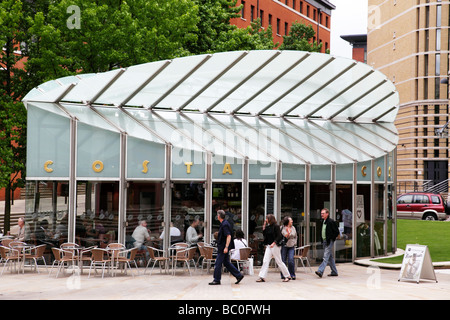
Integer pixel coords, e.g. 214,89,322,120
49,247,74,278
230,247,252,272
200,245,216,274
88,248,112,278
24,244,48,274
116,247,139,277
144,246,169,275
1,239,14,248
172,246,197,276
294,245,312,273
196,242,205,267
0,246,21,275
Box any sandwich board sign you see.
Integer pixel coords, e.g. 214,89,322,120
398,244,437,284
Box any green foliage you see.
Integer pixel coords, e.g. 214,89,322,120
187,0,274,54
279,21,322,52
0,0,27,192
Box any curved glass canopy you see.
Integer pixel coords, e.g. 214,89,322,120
23,50,399,165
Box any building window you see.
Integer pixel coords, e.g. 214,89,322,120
285,22,289,35
251,5,254,21
241,1,245,19
299,1,303,14
307,5,310,17
260,10,264,26
277,18,281,35
268,14,272,26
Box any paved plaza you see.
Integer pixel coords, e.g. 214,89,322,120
0,262,449,300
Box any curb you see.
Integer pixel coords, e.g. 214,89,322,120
353,248,450,269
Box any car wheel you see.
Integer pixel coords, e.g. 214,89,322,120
423,213,437,221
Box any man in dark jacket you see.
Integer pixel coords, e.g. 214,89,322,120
209,210,244,285
315,208,339,278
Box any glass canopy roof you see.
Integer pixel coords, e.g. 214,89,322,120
23,50,399,165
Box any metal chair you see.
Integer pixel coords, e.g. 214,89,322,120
145,246,169,275
24,244,48,273
88,248,111,278
172,246,197,276
200,245,216,273
0,246,21,275
49,247,74,278
116,247,139,277
230,247,252,272
294,245,312,273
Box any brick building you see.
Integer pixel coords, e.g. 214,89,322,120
231,0,335,53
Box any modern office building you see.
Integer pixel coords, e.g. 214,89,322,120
367,0,450,195
231,0,335,52
22,50,399,263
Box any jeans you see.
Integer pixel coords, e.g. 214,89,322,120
318,240,338,275
280,246,296,278
213,251,242,283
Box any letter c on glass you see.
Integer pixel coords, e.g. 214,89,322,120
361,165,367,177
44,160,54,173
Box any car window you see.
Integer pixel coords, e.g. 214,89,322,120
431,195,441,204
398,195,413,204
414,195,429,204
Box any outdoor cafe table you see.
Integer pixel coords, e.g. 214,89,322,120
61,245,91,274
9,242,35,274
106,246,127,276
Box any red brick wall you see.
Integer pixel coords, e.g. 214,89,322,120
231,0,332,53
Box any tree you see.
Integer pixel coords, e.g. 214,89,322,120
187,0,275,54
25,0,199,82
279,21,322,52
0,0,27,232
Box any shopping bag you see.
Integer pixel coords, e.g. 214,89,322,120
247,257,254,275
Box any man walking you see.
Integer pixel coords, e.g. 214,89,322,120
315,208,339,278
209,210,244,285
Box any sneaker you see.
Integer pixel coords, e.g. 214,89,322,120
315,271,323,278
328,273,338,277
209,281,221,285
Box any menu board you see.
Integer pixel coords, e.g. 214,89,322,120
265,189,275,217
398,244,437,284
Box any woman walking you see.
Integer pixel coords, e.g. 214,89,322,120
256,214,291,282
280,216,297,280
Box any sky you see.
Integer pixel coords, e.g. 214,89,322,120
329,0,368,59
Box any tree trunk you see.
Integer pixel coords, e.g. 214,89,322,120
4,183,11,233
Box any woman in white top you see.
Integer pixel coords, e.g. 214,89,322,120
230,229,248,260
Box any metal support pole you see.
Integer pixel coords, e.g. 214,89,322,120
68,117,77,243
242,157,249,243
205,152,213,244
118,133,127,244
163,144,172,253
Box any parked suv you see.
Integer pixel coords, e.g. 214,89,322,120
397,192,449,221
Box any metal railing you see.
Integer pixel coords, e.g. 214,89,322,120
397,179,450,200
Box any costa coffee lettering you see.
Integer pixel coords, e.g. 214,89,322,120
44,160,54,173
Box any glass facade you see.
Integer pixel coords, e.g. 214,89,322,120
22,50,399,266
